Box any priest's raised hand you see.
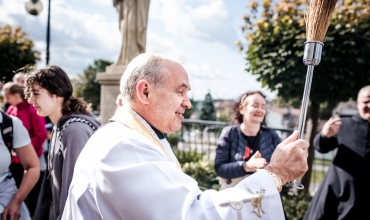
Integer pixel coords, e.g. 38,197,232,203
264,130,309,185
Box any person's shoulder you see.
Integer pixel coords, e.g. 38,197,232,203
90,121,143,145
221,124,238,133
261,126,277,134
226,124,239,131
261,127,281,139
9,115,31,148
347,115,364,124
62,120,93,132
2,114,27,130
9,114,23,125
61,119,100,140
59,113,101,129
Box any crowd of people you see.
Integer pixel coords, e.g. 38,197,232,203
0,52,368,219
0,69,101,220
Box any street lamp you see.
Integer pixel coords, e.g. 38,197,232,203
25,0,51,65
25,0,43,15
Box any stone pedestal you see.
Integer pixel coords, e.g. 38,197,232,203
96,64,126,123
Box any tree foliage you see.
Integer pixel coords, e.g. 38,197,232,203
242,0,370,105
0,25,40,82
241,0,370,194
271,96,302,108
72,60,112,110
199,93,216,121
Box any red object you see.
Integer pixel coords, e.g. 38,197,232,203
10,150,21,163
6,101,47,157
243,146,251,160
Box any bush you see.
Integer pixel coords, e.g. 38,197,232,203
182,159,220,191
281,186,312,220
174,149,220,191
176,150,203,164
167,133,180,147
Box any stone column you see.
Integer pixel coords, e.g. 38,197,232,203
96,65,126,123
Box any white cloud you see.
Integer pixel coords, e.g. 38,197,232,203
47,2,121,74
185,63,224,81
150,0,236,46
0,0,121,76
0,0,275,101
91,0,111,6
146,30,182,56
0,1,27,26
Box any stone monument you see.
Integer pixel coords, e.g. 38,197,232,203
97,0,150,123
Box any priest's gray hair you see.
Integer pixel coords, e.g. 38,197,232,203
120,53,169,102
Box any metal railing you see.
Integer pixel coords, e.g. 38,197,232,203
169,119,331,195
170,119,294,160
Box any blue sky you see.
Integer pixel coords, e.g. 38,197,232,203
0,0,277,101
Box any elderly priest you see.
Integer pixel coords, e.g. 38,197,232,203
62,53,308,220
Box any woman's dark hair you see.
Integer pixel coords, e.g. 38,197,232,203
234,91,266,124
25,65,91,116
8,84,26,101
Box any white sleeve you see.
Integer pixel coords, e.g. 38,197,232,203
11,116,31,149
62,125,285,220
89,162,284,220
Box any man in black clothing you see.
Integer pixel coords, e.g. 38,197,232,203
304,85,370,220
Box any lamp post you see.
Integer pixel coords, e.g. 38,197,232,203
25,0,51,65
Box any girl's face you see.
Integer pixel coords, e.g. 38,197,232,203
27,83,63,117
239,93,266,124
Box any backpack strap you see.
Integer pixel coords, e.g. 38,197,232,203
0,112,14,151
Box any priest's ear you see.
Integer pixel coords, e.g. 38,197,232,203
135,79,151,104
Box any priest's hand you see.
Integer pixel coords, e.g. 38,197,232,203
264,130,309,185
321,117,342,138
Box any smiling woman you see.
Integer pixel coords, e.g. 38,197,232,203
215,91,281,190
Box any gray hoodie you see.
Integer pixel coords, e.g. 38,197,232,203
34,113,101,220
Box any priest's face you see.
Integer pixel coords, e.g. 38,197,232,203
357,89,370,121
149,61,192,133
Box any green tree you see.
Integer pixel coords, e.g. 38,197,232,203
241,0,370,194
0,25,40,82
199,93,216,121
72,60,112,110
271,96,301,108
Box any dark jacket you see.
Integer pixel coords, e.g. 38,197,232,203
214,125,281,179
34,113,101,220
304,115,370,220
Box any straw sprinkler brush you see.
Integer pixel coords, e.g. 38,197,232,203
289,0,338,189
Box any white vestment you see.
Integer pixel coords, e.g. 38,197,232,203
62,108,285,220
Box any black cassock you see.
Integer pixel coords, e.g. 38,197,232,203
304,115,370,220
